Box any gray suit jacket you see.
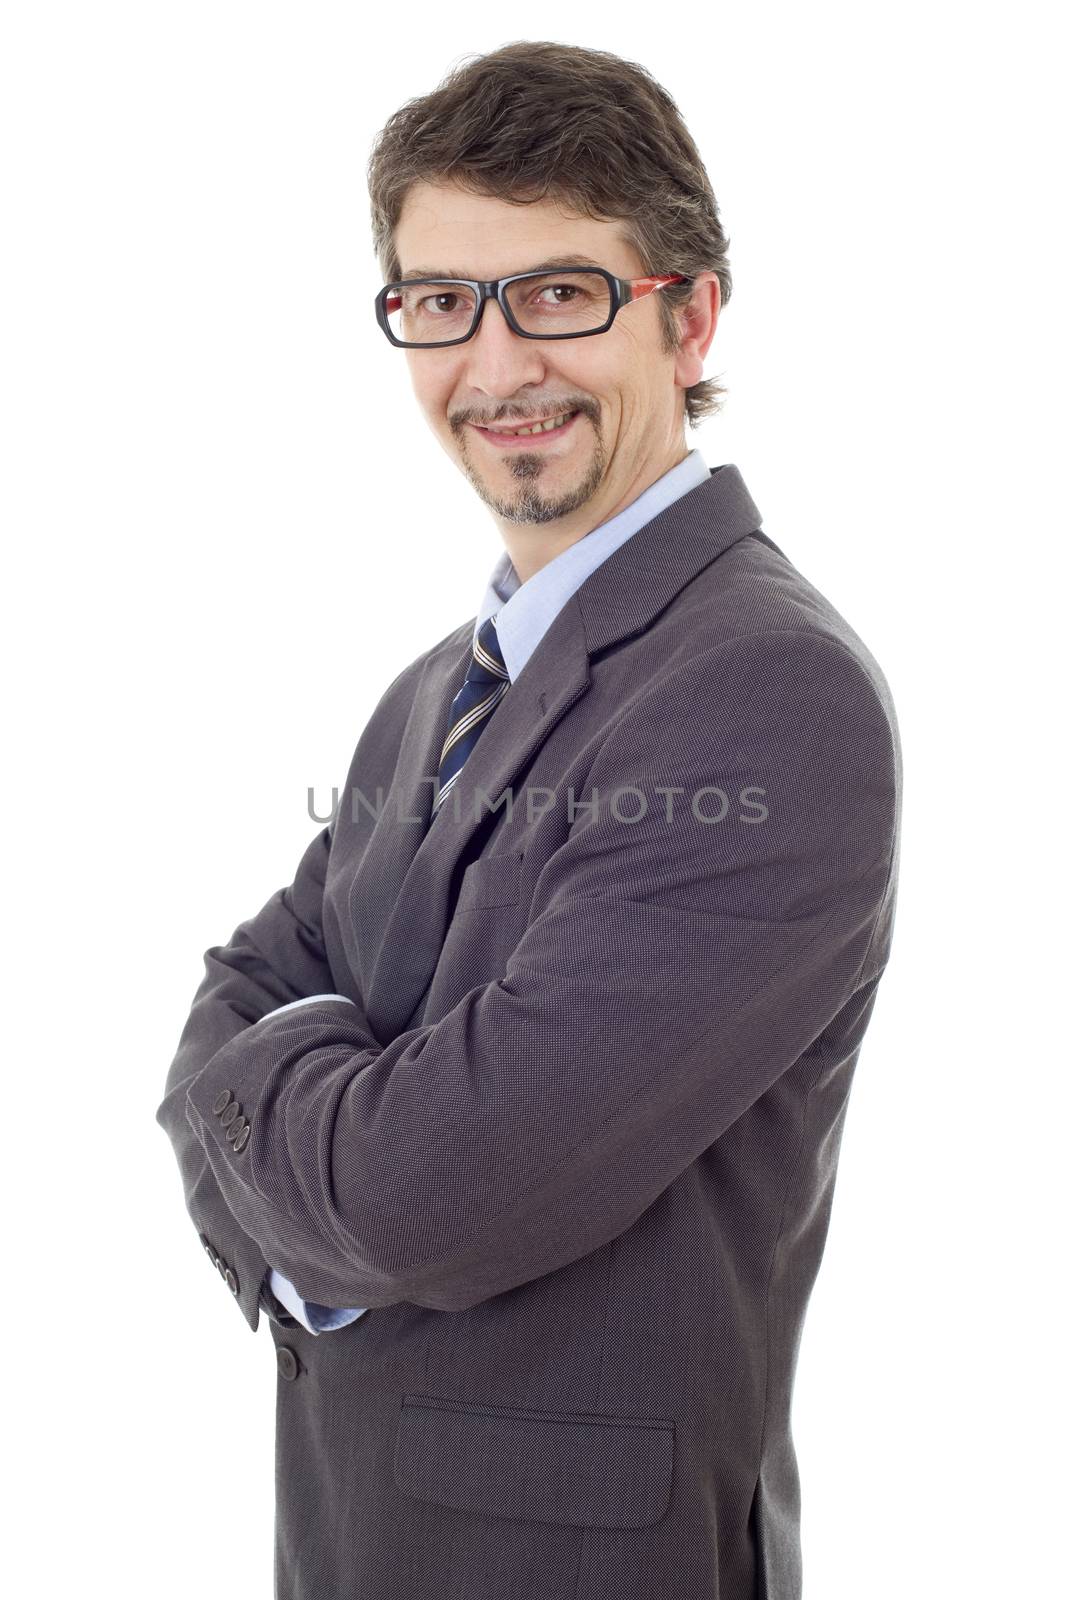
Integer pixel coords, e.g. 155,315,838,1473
156,461,902,1600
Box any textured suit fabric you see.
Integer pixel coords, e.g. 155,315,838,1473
156,461,902,1600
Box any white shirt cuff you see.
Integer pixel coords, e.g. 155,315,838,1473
268,1269,368,1335
267,993,356,1018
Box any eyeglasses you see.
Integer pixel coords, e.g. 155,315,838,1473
375,266,691,348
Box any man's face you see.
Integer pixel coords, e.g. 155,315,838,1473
391,180,711,530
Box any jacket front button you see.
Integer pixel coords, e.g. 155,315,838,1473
276,1346,300,1381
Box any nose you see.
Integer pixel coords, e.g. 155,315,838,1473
463,293,549,401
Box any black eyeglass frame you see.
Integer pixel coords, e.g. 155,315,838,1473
375,267,692,349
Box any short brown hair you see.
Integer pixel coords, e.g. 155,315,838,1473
367,42,732,428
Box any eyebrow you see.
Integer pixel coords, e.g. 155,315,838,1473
398,253,605,280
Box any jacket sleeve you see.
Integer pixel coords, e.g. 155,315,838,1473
262,994,372,1329
155,822,354,1332
184,631,900,1315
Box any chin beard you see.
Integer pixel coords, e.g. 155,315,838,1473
463,439,606,526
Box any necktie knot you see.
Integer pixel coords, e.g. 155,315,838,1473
467,614,509,686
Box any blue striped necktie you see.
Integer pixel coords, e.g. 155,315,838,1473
430,613,511,823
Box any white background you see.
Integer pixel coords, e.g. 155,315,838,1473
3,4,1062,1595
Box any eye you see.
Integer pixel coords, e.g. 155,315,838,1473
419,292,461,314
536,283,584,305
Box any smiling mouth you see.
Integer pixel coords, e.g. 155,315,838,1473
472,409,581,442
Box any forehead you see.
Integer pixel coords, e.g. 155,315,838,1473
394,179,637,279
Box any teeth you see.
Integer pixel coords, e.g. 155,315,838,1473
491,411,576,437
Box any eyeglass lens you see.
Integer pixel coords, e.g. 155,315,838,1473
384,271,613,344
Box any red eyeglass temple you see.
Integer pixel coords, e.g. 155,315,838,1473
628,273,689,299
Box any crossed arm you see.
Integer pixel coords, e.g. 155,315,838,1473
166,633,897,1321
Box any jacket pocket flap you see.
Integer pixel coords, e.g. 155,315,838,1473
453,849,527,913
393,1394,674,1529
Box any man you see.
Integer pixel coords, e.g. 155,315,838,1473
157,41,901,1600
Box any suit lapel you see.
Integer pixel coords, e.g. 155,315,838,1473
355,602,590,1041
352,462,762,1041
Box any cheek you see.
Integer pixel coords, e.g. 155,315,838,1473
420,387,457,437
569,333,635,394
406,355,454,417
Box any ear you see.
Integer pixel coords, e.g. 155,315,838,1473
673,272,721,390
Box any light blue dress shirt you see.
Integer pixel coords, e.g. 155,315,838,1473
267,446,712,1332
